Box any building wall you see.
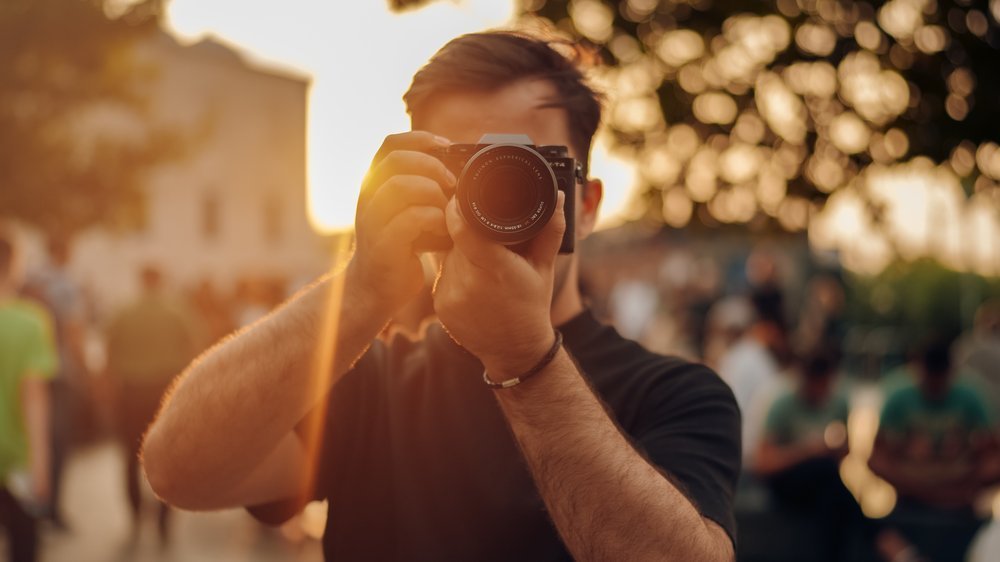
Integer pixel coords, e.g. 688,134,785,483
69,31,329,313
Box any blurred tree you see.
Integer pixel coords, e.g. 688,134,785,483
518,0,1000,232
0,0,180,237
395,0,1000,275
846,257,1000,345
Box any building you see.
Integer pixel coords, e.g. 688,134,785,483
63,30,331,314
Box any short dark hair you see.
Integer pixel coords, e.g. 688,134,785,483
918,338,953,379
403,31,603,174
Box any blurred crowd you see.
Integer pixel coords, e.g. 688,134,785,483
583,242,1000,562
0,233,298,561
2,230,999,562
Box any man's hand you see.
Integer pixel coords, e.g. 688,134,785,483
432,191,566,376
349,131,456,316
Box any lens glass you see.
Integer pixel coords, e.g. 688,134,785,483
457,143,557,245
478,165,537,222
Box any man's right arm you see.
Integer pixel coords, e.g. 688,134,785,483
142,131,455,511
142,269,388,510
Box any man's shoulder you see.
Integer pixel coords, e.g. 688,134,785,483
767,390,798,414
588,330,736,415
0,298,53,332
883,382,920,404
948,383,988,409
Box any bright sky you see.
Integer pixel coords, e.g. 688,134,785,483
166,0,639,233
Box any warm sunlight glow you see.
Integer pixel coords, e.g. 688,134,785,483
167,1,635,235
592,137,642,229
167,1,518,234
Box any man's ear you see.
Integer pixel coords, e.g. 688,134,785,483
576,178,603,240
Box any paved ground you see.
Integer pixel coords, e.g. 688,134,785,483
25,442,324,562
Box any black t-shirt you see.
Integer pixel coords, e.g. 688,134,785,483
250,309,741,561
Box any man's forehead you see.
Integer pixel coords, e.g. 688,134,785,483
412,79,572,148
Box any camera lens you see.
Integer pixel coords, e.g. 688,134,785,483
479,166,536,221
457,144,557,245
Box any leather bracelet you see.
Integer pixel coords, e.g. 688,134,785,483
483,330,563,390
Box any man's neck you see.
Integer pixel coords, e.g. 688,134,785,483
551,258,584,327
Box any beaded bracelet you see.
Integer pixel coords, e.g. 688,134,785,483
482,330,563,390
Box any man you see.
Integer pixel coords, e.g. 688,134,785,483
0,233,56,562
107,265,196,542
143,31,740,561
755,352,861,560
954,299,1000,417
712,296,781,463
23,236,89,530
870,339,999,562
755,353,850,499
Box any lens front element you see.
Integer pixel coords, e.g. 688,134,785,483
457,144,557,245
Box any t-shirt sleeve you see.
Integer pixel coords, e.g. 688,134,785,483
246,338,385,525
635,364,742,546
24,306,59,379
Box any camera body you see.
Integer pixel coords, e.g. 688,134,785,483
434,134,582,254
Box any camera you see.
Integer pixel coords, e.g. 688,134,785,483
434,134,583,254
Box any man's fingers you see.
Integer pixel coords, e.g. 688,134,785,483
523,191,567,268
361,175,450,233
444,198,511,270
371,131,450,165
377,206,448,260
360,151,456,211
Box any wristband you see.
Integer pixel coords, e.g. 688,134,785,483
482,330,563,390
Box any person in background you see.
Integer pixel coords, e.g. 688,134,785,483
0,233,56,562
794,273,846,359
954,298,1000,418
869,338,1000,562
755,351,860,559
23,236,89,531
188,279,235,352
106,265,196,543
712,295,782,464
746,249,787,338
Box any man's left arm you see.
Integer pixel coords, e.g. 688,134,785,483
434,194,735,561
492,352,735,562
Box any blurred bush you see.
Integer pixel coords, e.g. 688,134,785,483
0,0,184,237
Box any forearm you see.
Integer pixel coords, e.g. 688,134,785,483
143,267,389,507
492,351,732,562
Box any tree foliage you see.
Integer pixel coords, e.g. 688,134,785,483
520,0,1000,232
0,0,179,237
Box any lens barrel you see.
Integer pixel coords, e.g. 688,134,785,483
456,143,558,245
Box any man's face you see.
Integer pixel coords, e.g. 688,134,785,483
413,78,602,295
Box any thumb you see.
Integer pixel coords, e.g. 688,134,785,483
524,191,567,268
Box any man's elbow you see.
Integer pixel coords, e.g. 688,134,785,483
141,423,197,510
691,518,735,562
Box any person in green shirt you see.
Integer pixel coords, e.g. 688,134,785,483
870,339,1000,562
106,265,196,543
0,234,57,562
755,351,851,495
755,350,864,560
